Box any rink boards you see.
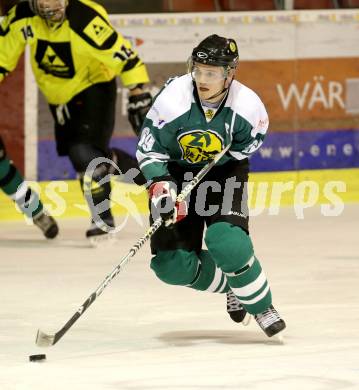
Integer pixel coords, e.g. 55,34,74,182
0,167,358,221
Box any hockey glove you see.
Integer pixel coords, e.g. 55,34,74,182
149,177,188,227
127,92,152,136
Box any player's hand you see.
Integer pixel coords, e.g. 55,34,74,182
148,177,188,226
127,91,152,136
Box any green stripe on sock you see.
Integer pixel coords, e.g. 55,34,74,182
22,191,43,219
235,280,268,302
189,250,216,291
190,250,229,293
226,257,262,289
226,256,273,314
0,158,10,179
243,288,272,314
3,170,24,195
214,273,226,293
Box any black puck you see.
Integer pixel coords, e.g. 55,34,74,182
29,354,46,362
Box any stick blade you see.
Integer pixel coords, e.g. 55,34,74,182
36,329,55,347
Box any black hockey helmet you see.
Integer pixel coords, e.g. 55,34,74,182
191,34,239,69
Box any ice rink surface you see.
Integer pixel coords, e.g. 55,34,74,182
0,205,358,390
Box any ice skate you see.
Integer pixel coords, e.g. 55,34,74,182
33,211,59,239
254,305,286,337
226,290,251,326
86,217,115,246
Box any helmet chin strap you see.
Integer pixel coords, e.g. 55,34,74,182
205,83,227,102
202,77,232,102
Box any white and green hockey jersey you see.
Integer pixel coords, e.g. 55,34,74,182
136,74,269,181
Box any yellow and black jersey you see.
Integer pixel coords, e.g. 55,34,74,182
0,0,149,104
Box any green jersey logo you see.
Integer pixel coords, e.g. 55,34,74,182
178,130,223,163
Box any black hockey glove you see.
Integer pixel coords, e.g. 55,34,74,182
148,176,188,226
127,92,152,136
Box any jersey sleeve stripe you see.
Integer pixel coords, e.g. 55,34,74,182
14,2,34,21
68,0,118,50
122,57,141,72
228,150,251,160
136,150,170,164
139,158,167,170
230,139,264,159
0,3,34,36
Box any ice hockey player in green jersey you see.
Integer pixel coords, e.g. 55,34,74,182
0,0,151,240
137,34,286,337
0,136,58,238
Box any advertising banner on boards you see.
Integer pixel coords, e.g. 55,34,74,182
38,11,359,179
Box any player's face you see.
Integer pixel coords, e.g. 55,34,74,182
37,0,67,22
192,63,227,101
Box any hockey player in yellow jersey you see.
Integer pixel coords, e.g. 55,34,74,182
0,0,151,239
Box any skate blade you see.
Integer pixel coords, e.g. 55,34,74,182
242,313,252,327
88,233,118,248
275,332,285,344
266,331,285,345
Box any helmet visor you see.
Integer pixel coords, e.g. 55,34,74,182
189,61,227,85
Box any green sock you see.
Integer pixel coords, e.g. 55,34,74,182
205,222,272,314
0,158,43,218
225,256,272,314
150,249,229,293
189,250,230,293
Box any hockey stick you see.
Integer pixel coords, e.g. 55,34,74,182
36,143,231,347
